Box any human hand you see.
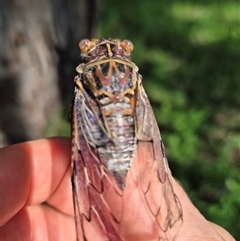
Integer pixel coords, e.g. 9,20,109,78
0,138,235,241
0,138,75,241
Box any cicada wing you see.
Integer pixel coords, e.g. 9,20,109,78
71,85,123,241
135,79,183,240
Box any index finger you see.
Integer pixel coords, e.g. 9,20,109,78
0,137,72,226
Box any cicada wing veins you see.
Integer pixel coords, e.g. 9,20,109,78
134,78,183,240
71,38,183,241
71,86,123,241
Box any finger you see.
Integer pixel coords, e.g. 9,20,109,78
209,221,236,241
0,204,76,241
174,181,235,241
0,137,72,226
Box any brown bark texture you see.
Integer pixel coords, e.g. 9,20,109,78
0,0,97,147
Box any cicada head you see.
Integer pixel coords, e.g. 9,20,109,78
75,38,139,104
78,38,134,64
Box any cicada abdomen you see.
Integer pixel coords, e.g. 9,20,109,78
71,38,183,241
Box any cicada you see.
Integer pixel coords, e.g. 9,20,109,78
71,38,183,241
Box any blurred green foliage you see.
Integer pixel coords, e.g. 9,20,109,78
99,0,239,238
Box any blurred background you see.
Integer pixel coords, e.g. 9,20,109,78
1,0,239,238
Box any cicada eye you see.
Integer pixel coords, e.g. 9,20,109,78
91,39,99,44
121,40,134,54
79,39,94,54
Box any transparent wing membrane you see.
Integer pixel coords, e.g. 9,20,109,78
71,38,183,241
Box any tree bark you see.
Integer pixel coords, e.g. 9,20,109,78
0,0,98,146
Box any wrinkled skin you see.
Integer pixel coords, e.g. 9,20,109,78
0,138,235,241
